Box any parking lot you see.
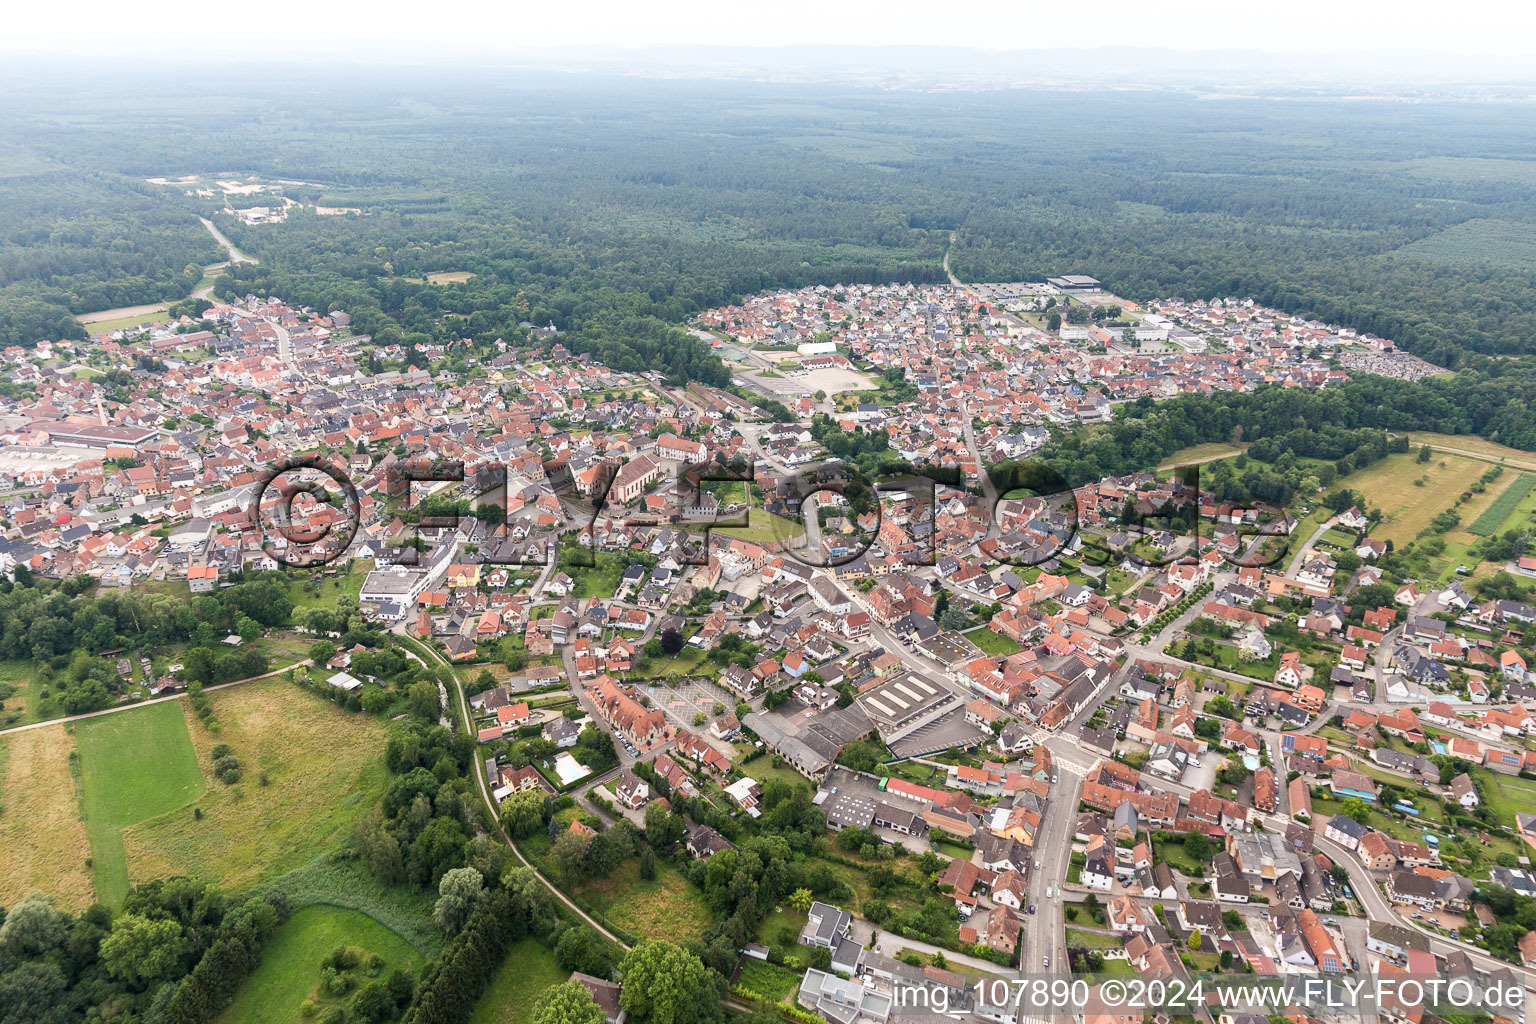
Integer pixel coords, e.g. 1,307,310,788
644,676,739,730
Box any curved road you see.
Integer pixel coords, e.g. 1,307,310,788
397,633,632,949
199,216,257,265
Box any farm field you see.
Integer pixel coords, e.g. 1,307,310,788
0,725,95,910
571,856,713,945
121,678,389,892
1338,453,1486,546
76,305,171,331
1465,473,1535,536
468,937,566,1024
1478,474,1536,540
216,905,425,1024
75,700,205,906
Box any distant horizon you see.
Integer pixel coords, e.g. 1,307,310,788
7,0,1536,67
5,41,1536,95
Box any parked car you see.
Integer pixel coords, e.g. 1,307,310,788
1028,904,1036,915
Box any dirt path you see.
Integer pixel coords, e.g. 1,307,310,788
77,302,170,325
76,217,257,324
1410,439,1536,474
0,663,300,738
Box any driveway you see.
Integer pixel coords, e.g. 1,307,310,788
848,919,1006,975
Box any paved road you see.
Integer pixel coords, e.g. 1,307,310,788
0,662,300,738
1286,516,1338,579
199,216,257,265
1023,766,1083,974
851,918,1006,974
943,233,963,289
960,397,998,509
400,633,633,949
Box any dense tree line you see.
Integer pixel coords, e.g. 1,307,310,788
0,575,292,713
0,878,287,1024
0,171,220,345
351,717,488,890
0,574,292,661
400,881,537,1024
1013,374,1536,491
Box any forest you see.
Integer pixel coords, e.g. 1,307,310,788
4,65,1536,380
1018,372,1536,487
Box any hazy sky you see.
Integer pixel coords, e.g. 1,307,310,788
8,0,1536,57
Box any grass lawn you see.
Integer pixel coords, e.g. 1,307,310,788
1154,838,1204,877
1404,432,1536,472
0,725,96,910
0,659,50,728
737,959,805,1003
121,678,388,893
565,553,629,599
1065,929,1124,949
1311,796,1438,849
217,906,425,1024
246,632,320,671
714,508,806,547
76,701,205,905
1339,453,1486,546
962,626,1021,656
1479,770,1536,829
759,905,809,956
933,840,974,861
1319,528,1358,549
252,858,446,956
469,937,566,1024
282,562,369,611
1088,956,1136,975
632,645,707,680
743,756,816,796
572,856,713,945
